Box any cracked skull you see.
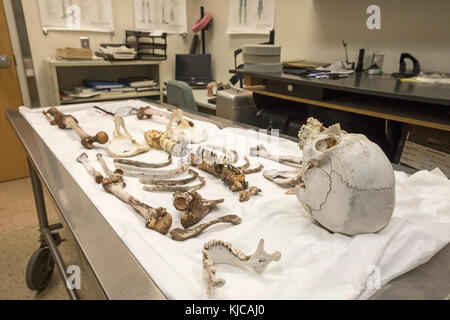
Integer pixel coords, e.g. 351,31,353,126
295,118,395,236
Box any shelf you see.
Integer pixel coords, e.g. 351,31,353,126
47,57,162,67
60,90,160,104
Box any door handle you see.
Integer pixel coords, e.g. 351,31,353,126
0,55,11,68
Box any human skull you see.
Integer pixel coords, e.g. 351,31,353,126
295,118,395,236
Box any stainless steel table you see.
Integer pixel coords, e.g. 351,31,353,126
6,103,449,300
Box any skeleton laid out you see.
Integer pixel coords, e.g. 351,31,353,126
43,107,108,149
202,239,281,298
77,153,172,234
171,215,241,241
173,191,224,228
105,115,149,158
295,118,395,236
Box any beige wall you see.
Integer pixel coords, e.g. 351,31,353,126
198,0,450,82
13,0,450,106
20,0,197,107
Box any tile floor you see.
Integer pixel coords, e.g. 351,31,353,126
0,177,68,300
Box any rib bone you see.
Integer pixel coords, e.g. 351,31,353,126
250,144,302,167
171,215,241,241
202,239,281,298
139,169,199,186
117,162,190,179
143,176,205,193
43,107,108,149
173,191,224,228
114,155,172,169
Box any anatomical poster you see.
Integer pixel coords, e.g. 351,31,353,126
227,0,276,34
37,0,114,33
134,0,187,34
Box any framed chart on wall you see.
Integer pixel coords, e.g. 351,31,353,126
133,0,187,34
227,0,275,34
37,0,114,34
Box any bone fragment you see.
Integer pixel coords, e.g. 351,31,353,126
239,186,261,202
173,191,225,228
171,215,241,241
139,169,199,186
143,176,205,193
263,169,303,188
96,153,123,177
250,144,302,168
114,155,172,169
117,162,190,179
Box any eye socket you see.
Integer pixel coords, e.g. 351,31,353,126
315,138,338,152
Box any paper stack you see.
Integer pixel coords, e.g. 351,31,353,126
243,44,282,73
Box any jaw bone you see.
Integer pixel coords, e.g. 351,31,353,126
202,239,281,298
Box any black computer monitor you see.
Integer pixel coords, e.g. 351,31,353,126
175,54,212,83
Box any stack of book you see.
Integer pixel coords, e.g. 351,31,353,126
119,77,159,92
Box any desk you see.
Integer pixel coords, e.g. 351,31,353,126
231,70,450,131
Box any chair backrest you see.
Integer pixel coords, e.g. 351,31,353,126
167,80,198,112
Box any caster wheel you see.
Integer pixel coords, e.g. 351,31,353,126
26,247,55,291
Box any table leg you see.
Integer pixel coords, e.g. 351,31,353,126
27,158,80,300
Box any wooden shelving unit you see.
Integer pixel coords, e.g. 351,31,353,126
46,58,163,105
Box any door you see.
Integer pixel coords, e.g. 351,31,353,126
0,0,28,182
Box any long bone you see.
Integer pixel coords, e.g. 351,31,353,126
77,153,172,234
173,191,225,228
43,107,108,149
263,169,303,188
170,215,241,241
77,153,104,183
116,162,190,179
135,106,171,120
139,169,199,186
96,153,123,177
142,176,205,193
250,144,302,168
202,239,281,298
113,155,172,169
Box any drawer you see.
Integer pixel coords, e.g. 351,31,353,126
266,80,327,101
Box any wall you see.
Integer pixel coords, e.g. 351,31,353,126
20,0,198,107
196,0,450,82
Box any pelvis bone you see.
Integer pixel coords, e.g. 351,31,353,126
43,107,108,149
105,115,150,158
295,118,395,236
202,239,281,298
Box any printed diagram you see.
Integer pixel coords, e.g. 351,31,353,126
133,0,187,34
227,0,275,34
38,0,115,32
239,0,247,24
141,0,152,23
258,0,264,20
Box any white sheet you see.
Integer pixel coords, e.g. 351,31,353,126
19,100,450,300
